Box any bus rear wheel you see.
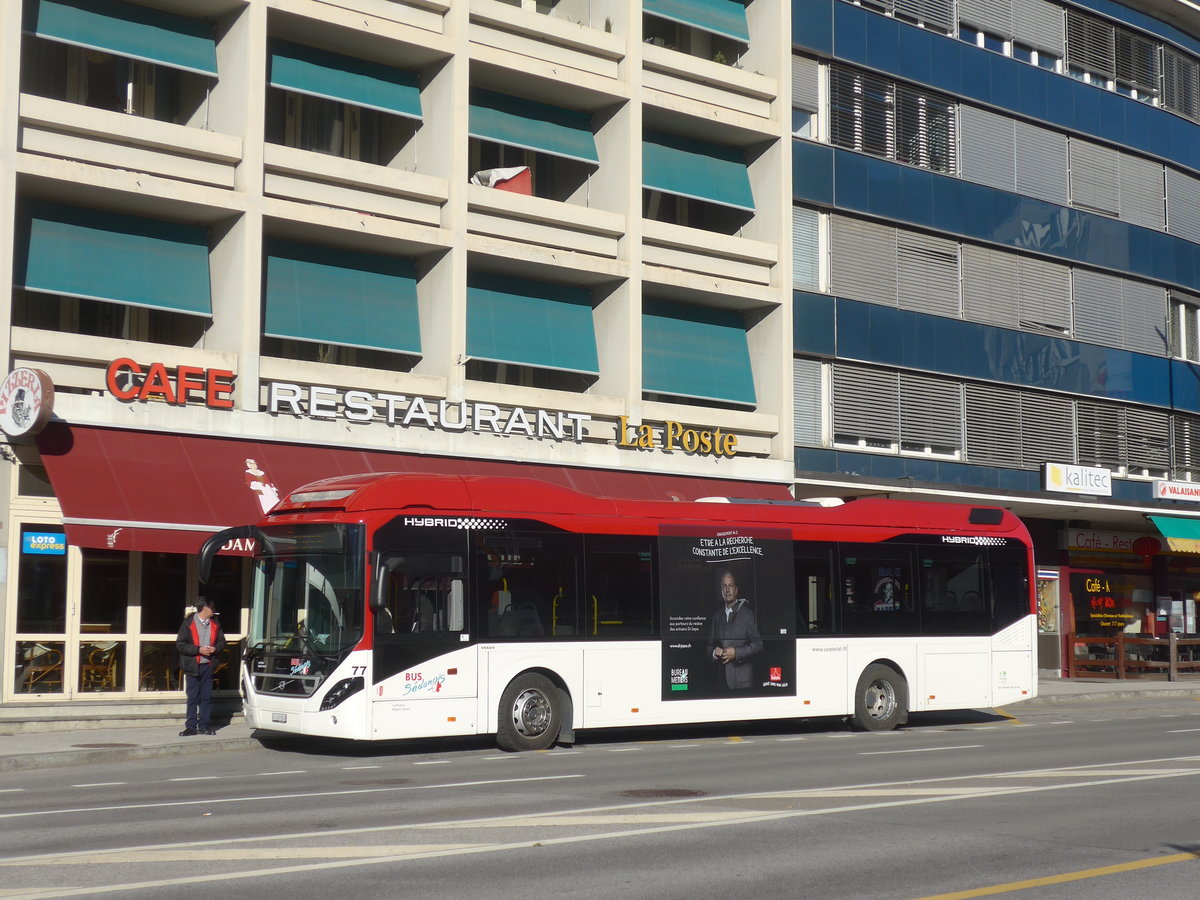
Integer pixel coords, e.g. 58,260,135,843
497,673,562,752
850,664,906,732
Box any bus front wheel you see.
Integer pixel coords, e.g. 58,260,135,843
497,673,562,752
850,664,906,732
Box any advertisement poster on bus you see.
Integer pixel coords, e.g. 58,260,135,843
659,524,795,701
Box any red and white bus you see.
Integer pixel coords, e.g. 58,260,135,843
199,473,1037,751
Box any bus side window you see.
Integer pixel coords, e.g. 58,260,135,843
477,528,582,639
919,547,988,635
376,552,466,638
839,545,918,635
794,547,835,635
988,547,1031,631
583,535,656,637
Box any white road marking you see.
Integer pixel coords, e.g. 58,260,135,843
0,789,24,794
255,771,306,776
859,745,983,755
607,748,639,752
0,774,587,821
1167,728,1200,733
413,761,451,766
340,765,381,770
10,758,1200,896
168,776,219,782
70,783,126,788
775,737,806,742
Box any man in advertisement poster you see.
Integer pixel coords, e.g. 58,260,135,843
708,570,762,690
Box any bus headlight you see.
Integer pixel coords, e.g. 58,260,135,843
319,676,365,711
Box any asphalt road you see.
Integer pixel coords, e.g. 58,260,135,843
3,696,1200,899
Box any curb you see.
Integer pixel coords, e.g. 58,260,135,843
1004,689,1200,707
0,736,264,773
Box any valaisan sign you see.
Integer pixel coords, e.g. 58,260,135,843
1043,462,1112,496
0,368,55,437
1153,480,1200,501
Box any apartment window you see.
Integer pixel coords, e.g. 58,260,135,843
642,300,756,408
1170,293,1200,361
468,89,598,203
13,200,211,346
266,41,422,166
792,55,819,139
642,0,750,64
1163,47,1200,122
829,66,956,175
642,131,755,234
465,271,600,393
854,0,954,33
1174,415,1200,480
1115,29,1161,103
260,239,422,373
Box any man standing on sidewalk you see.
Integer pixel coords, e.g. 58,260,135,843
176,598,226,736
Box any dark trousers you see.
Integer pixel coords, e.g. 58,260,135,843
185,663,214,730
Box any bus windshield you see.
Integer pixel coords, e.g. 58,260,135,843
249,523,365,658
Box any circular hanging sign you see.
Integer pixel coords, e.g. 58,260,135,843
0,368,55,437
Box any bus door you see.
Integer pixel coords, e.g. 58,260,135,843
369,521,476,702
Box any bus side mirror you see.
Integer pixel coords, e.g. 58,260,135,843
199,526,266,584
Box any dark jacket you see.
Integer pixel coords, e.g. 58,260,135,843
708,599,763,689
176,614,227,677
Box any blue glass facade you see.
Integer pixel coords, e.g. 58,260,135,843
791,0,1200,507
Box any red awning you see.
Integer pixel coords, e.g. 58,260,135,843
36,424,792,554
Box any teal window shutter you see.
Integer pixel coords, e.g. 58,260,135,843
18,200,212,316
643,300,756,405
269,40,422,119
25,0,218,76
469,90,598,164
467,273,599,374
643,131,755,211
643,0,750,43
264,241,421,355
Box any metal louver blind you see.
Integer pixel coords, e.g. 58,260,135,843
1121,279,1168,356
793,206,820,291
962,244,1019,328
1014,121,1069,205
897,230,960,318
1012,0,1064,56
1066,9,1116,79
1018,255,1072,332
1173,414,1200,475
1073,269,1124,348
965,383,1022,466
832,364,898,444
1166,168,1200,243
959,105,1016,191
1125,406,1170,471
793,357,824,446
1070,139,1120,215
1162,47,1200,122
959,0,1011,37
829,216,898,307
1118,151,1166,230
899,372,962,450
829,66,895,158
1076,401,1124,467
792,55,819,112
1020,392,1075,468
1115,28,1161,93
893,0,955,33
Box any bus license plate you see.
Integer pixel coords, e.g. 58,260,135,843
271,713,287,724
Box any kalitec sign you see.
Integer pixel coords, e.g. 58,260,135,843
0,367,55,437
106,358,234,408
1043,462,1113,496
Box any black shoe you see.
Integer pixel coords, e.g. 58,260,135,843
179,728,197,737
199,727,216,735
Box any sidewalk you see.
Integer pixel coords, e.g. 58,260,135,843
2,677,1198,773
